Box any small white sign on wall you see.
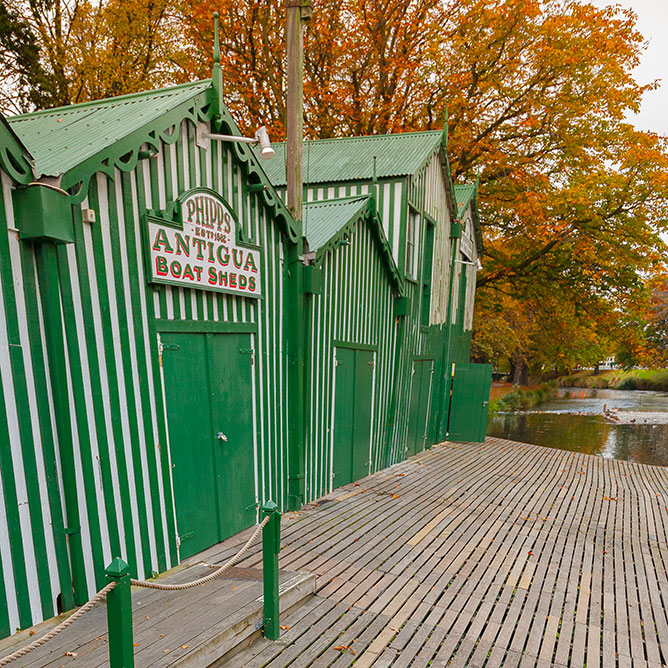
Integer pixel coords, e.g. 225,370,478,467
146,188,261,297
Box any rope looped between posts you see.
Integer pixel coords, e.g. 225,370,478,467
131,516,270,591
0,518,270,665
0,582,117,667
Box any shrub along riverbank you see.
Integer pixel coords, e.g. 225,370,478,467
489,381,558,413
558,369,668,391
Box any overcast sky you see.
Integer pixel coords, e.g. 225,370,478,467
591,0,668,136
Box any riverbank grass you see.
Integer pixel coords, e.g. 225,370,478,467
489,381,558,413
559,368,668,391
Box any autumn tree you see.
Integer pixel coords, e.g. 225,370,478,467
4,0,667,371
177,0,668,371
0,0,182,113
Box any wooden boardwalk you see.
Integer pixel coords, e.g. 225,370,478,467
210,436,668,668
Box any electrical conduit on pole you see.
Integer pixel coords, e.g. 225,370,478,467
34,242,87,606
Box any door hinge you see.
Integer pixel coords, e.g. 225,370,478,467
368,359,375,368
245,502,260,511
160,343,180,352
239,348,255,364
176,531,195,547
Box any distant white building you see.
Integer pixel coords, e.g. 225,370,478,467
598,356,617,370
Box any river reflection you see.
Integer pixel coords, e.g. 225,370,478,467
487,389,668,466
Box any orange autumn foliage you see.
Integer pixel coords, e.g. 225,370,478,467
6,0,668,368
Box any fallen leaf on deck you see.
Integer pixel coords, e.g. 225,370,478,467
133,643,140,647
391,494,399,498
602,497,617,501
64,651,77,657
181,645,189,649
520,516,530,521
333,645,356,654
280,625,290,630
160,633,165,637
29,630,36,636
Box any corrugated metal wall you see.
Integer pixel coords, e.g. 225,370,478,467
0,114,478,637
0,169,63,636
0,117,289,636
304,218,397,501
299,151,459,476
305,154,451,470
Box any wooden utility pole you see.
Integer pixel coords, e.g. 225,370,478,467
285,0,312,221
285,0,312,511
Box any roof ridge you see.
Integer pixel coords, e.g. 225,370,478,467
8,80,211,121
272,129,442,148
305,195,370,206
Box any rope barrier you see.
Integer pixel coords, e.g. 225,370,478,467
0,516,270,665
131,515,270,591
0,582,117,667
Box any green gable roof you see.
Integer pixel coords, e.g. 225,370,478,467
7,81,210,178
454,182,484,257
261,131,443,187
303,195,403,293
454,184,476,218
304,196,370,251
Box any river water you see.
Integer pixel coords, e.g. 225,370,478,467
486,388,668,466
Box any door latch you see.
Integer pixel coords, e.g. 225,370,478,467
217,432,228,442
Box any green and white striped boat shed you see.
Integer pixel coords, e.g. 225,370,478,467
0,78,489,637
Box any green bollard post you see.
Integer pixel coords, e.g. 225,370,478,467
262,501,281,640
105,558,134,668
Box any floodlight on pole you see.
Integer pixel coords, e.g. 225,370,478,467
199,125,275,159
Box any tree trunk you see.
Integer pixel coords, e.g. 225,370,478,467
511,355,529,386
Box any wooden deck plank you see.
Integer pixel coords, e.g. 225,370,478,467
6,437,668,668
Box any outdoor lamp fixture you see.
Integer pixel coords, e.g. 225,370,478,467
455,258,483,272
199,126,275,159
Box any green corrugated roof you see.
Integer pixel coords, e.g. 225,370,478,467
303,195,403,293
303,195,370,251
260,131,443,186
454,182,484,257
454,184,476,218
7,80,210,177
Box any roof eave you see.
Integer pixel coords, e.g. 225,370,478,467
0,114,35,184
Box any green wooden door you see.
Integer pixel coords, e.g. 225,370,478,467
352,349,374,480
332,347,375,489
161,332,256,559
406,359,434,456
209,335,257,538
447,362,493,443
